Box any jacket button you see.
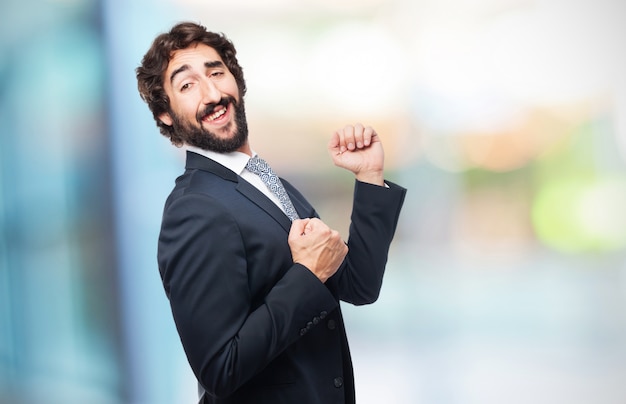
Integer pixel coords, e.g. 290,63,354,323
300,328,307,336
306,321,313,330
333,377,344,388
320,311,327,319
312,316,320,325
327,319,336,330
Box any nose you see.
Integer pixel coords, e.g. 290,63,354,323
200,77,221,105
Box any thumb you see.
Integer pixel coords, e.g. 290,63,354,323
327,131,340,151
289,218,310,236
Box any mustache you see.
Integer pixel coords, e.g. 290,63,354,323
197,96,238,122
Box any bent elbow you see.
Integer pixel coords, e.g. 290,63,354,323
349,287,382,306
200,376,240,400
197,358,244,399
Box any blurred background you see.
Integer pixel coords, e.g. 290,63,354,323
1,0,626,403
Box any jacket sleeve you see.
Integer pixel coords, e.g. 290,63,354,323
327,180,407,305
157,191,338,398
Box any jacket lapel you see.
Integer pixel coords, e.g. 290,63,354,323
186,151,293,233
236,179,292,233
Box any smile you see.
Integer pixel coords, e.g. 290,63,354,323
202,105,229,124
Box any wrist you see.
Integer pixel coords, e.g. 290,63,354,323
355,170,384,186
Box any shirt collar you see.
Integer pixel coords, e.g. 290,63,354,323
186,145,255,176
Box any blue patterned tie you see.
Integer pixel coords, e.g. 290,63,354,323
246,155,300,221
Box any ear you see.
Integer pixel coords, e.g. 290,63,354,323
159,112,173,126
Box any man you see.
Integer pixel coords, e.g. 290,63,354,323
136,22,406,404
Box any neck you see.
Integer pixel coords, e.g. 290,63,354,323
237,142,252,156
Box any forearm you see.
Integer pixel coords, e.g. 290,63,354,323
188,264,337,397
331,180,407,305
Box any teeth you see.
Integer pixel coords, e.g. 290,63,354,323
207,107,227,121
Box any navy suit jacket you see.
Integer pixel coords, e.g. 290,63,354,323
157,151,406,404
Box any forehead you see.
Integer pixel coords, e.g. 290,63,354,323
165,43,224,76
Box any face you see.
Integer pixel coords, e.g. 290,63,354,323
159,43,250,153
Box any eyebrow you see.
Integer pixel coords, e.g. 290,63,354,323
169,60,226,85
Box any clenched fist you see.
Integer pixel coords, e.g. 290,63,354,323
327,123,385,186
288,218,348,283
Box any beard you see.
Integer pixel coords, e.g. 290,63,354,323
170,95,249,153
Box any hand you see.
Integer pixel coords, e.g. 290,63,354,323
327,123,385,186
288,218,348,283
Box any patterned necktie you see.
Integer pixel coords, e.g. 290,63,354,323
246,155,300,221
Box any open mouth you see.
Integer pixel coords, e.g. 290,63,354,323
204,105,228,122
198,97,236,127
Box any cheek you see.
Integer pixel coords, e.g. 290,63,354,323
224,77,241,98
173,99,200,119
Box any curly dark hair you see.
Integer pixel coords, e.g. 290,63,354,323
136,22,247,146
